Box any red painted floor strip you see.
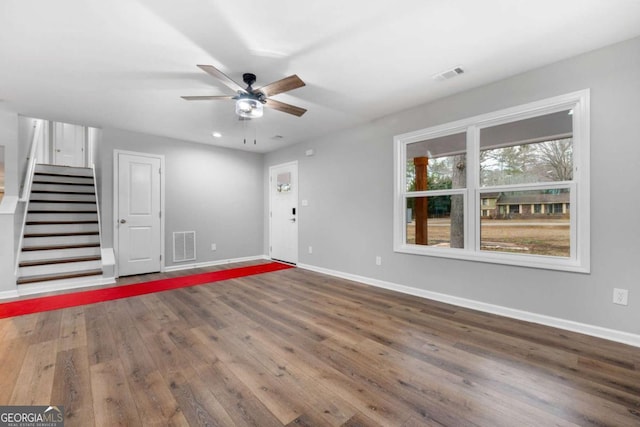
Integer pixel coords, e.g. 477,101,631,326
0,262,294,319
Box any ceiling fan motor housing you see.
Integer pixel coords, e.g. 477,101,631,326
243,73,257,88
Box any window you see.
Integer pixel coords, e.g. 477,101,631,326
394,90,590,272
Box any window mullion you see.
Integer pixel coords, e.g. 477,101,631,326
467,125,480,252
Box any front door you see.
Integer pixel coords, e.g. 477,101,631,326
53,122,86,167
269,162,298,264
116,151,162,276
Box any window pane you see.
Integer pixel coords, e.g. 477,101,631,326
277,172,291,192
480,110,573,187
406,132,466,191
406,195,464,248
480,188,570,257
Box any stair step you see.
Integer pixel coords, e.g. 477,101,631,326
27,212,98,222
19,245,101,262
30,199,96,204
29,192,96,203
31,183,95,194
35,164,93,177
22,242,100,252
28,202,97,212
18,259,102,277
25,222,99,234
17,269,103,285
33,173,94,185
23,234,100,248
24,231,99,238
32,180,94,187
20,255,102,267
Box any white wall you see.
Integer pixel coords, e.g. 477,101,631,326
98,128,264,269
265,36,640,338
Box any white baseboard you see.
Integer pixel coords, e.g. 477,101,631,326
164,254,269,273
298,263,640,348
0,289,19,299
15,275,116,298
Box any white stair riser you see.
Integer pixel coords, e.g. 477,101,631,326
27,212,98,222
31,183,94,194
20,246,101,262
25,223,99,235
30,192,96,202
28,202,97,212
35,164,93,177
23,234,100,247
33,174,94,185
19,260,102,277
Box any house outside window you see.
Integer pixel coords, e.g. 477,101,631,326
394,90,590,272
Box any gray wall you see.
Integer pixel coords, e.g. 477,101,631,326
98,128,264,269
0,107,19,292
265,36,640,335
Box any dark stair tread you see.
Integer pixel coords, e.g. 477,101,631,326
17,269,103,285
32,180,94,187
29,199,96,204
24,231,99,238
27,209,98,214
26,220,98,225
31,190,96,194
20,255,102,267
22,243,101,251
35,171,93,178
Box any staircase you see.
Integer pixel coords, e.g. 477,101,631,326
17,164,103,285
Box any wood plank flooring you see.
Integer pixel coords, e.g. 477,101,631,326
1,262,639,426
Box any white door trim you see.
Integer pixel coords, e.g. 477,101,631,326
268,160,299,264
113,149,165,277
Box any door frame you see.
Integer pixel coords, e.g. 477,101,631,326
113,149,165,277
268,160,299,264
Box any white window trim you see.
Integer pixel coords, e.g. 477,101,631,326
393,89,590,273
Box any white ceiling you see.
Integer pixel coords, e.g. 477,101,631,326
1,0,639,153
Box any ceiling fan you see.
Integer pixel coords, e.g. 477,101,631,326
182,65,307,118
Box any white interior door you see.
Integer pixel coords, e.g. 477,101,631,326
270,162,298,264
116,152,162,276
53,122,85,167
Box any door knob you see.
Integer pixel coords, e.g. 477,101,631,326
120,219,127,224
290,218,296,223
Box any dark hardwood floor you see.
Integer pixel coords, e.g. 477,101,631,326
1,262,639,426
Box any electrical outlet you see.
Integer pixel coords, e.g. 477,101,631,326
613,288,628,306
308,246,313,254
375,256,382,266
211,243,217,251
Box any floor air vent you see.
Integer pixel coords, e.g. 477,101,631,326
173,231,196,262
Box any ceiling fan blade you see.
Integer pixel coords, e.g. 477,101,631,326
181,95,235,101
197,64,247,94
257,75,305,97
264,99,307,117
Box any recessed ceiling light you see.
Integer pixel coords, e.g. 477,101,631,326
212,132,222,138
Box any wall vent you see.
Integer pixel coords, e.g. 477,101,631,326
173,231,196,262
432,66,465,81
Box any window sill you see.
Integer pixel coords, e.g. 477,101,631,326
394,244,589,273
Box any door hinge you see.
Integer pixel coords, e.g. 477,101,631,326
270,211,272,218
159,211,161,218
159,168,162,174
160,254,162,261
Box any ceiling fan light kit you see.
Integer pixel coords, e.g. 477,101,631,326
235,97,263,118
